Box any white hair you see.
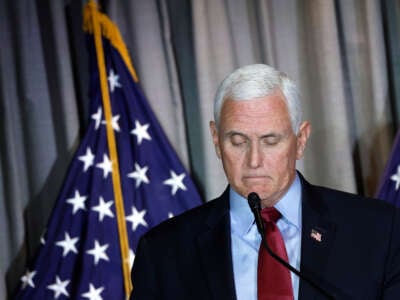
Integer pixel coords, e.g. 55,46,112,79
213,64,302,133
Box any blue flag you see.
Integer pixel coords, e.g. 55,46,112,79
15,3,202,299
376,131,400,207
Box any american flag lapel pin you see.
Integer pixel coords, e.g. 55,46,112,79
310,229,322,242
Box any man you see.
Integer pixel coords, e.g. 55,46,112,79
130,64,400,299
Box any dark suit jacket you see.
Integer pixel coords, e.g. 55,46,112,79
130,175,400,299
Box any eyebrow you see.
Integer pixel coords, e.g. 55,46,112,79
224,131,283,139
224,131,247,139
260,133,283,139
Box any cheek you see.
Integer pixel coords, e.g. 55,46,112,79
220,148,245,174
263,146,297,170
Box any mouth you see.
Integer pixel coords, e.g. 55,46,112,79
242,175,268,182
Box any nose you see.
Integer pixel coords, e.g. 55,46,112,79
248,143,262,168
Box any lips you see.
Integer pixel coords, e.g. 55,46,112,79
243,176,267,182
243,174,267,179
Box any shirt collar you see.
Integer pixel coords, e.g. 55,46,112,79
275,174,302,230
229,173,302,235
229,188,254,236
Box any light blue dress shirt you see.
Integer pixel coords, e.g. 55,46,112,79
229,174,302,300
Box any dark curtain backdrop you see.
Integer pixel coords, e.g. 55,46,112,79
2,0,400,297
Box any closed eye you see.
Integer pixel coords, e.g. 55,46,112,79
262,135,282,145
229,133,247,146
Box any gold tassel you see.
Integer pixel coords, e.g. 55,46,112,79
83,0,139,82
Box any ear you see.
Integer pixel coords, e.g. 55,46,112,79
296,121,311,160
209,121,222,158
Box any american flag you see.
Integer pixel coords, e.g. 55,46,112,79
310,229,322,242
14,3,202,299
376,131,400,207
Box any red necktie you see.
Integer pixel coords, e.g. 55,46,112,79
257,207,293,300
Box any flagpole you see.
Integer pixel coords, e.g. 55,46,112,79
84,1,132,296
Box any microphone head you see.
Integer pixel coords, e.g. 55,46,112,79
247,192,261,210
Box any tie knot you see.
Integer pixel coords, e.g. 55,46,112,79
260,207,281,224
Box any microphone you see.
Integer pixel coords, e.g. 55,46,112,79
247,192,335,299
247,192,264,235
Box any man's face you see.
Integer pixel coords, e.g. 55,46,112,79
210,90,310,207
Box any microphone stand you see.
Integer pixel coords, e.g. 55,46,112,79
248,192,335,300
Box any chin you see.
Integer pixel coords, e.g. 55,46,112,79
246,190,271,200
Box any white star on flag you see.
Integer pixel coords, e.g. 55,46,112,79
127,163,150,188
131,120,151,145
96,154,113,178
81,283,104,300
92,196,114,222
20,270,36,289
101,114,121,132
40,229,46,245
91,107,102,130
168,212,174,219
108,69,122,92
128,249,135,270
47,276,70,299
86,240,110,265
55,232,79,257
66,190,87,214
390,165,400,190
78,147,95,172
126,206,148,231
163,170,187,195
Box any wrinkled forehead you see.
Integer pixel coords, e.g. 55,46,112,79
219,94,292,131
222,89,288,114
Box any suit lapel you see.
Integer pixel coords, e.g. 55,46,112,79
298,175,336,299
197,188,237,300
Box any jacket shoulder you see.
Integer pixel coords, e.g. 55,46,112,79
303,179,398,219
141,192,229,242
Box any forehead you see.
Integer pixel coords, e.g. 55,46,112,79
219,92,292,132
